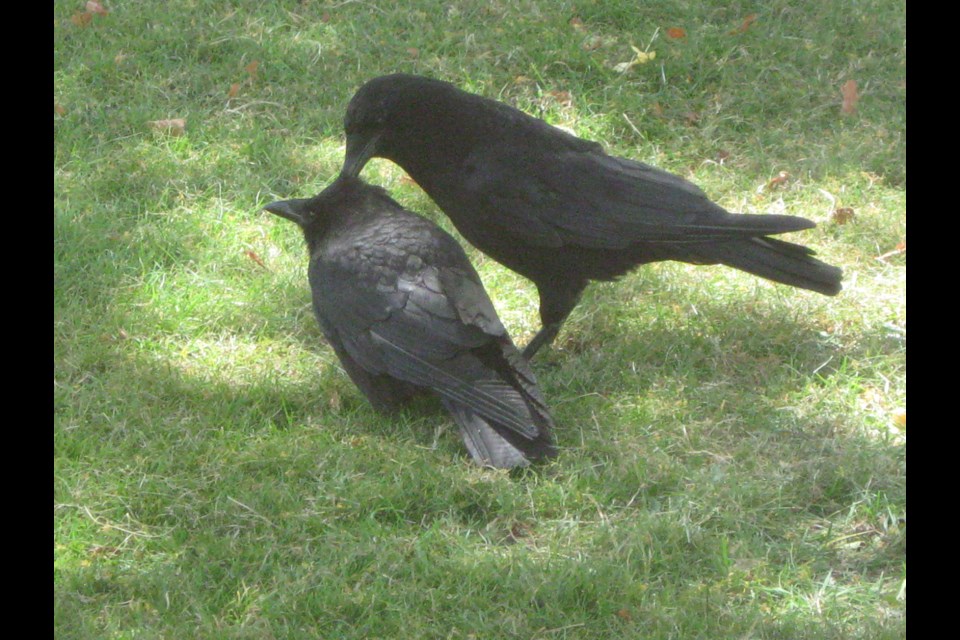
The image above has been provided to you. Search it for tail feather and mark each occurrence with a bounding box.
[699,236,842,296]
[443,400,556,468]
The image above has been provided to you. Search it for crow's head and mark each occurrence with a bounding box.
[262,196,314,228]
[341,74,457,179]
[341,75,406,178]
[262,175,362,236]
[263,175,396,244]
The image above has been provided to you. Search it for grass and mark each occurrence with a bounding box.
[55,1,905,638]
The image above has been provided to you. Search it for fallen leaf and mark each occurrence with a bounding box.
[716,149,731,162]
[582,35,604,51]
[227,83,241,99]
[667,27,687,39]
[616,608,632,621]
[891,408,906,428]
[320,12,331,23]
[508,522,531,542]
[245,60,260,78]
[730,13,758,35]
[545,90,572,107]
[831,207,855,224]
[400,174,420,188]
[650,102,664,118]
[841,79,859,115]
[245,250,266,268]
[766,171,790,189]
[684,111,700,126]
[614,46,656,73]
[114,51,128,64]
[406,47,420,58]
[876,242,906,262]
[71,11,93,27]
[55,103,67,116]
[148,118,186,136]
[569,16,584,30]
[632,46,656,64]
[89,544,121,556]
[86,0,108,15]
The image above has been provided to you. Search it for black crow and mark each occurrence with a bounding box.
[263,175,556,469]
[340,74,843,358]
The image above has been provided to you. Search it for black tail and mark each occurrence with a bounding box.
[443,400,556,468]
[699,236,842,296]
[444,340,557,469]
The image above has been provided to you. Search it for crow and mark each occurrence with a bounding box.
[340,74,843,358]
[263,175,556,469]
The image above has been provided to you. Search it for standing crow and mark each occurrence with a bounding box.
[263,175,556,468]
[340,74,843,358]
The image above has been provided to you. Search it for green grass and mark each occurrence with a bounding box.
[55,1,905,638]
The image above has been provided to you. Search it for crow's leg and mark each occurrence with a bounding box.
[522,281,587,360]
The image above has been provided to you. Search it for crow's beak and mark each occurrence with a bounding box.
[341,131,380,178]
[263,198,311,226]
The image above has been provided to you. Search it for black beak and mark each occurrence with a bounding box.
[262,198,312,226]
[341,131,381,178]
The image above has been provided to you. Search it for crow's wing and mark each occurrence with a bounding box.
[317,323,423,412]
[462,145,815,250]
[314,259,545,443]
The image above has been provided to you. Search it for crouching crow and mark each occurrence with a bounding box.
[263,175,556,468]
[340,74,843,359]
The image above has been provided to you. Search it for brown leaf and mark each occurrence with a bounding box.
[684,111,701,126]
[71,11,93,27]
[730,13,758,35]
[716,149,731,162]
[876,242,906,262]
[616,608,633,621]
[245,60,260,78]
[227,83,241,99]
[148,118,186,136]
[406,47,420,58]
[582,35,604,51]
[841,79,859,115]
[892,408,906,428]
[400,174,419,188]
[650,101,665,118]
[86,1,108,15]
[508,522,531,541]
[55,103,67,116]
[545,90,572,107]
[666,27,687,39]
[831,207,855,224]
[766,171,790,189]
[569,16,584,31]
[245,250,266,268]
[320,12,331,23]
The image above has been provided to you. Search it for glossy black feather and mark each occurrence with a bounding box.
[341,74,843,358]
[264,176,556,468]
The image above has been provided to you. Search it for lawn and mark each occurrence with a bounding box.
[55,1,905,638]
